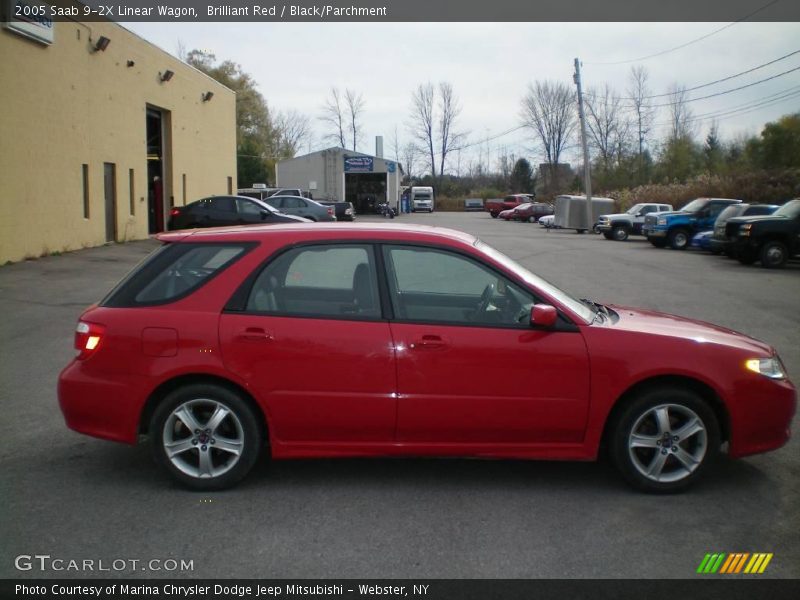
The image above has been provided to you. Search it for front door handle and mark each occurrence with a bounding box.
[237,327,273,342]
[409,335,447,350]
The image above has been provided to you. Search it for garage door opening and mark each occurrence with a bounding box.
[345,173,387,214]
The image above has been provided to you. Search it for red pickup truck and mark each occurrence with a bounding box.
[485,194,536,218]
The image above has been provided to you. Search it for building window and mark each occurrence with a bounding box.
[82,164,90,219]
[227,176,233,194]
[129,169,135,215]
[182,173,187,205]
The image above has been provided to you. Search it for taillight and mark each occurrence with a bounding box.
[169,208,181,216]
[74,321,106,360]
[327,207,334,216]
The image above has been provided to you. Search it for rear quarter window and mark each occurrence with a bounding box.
[101,242,253,307]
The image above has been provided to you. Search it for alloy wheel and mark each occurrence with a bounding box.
[627,403,707,483]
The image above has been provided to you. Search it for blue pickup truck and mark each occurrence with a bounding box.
[642,197,742,250]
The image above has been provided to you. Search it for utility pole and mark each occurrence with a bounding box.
[573,57,593,232]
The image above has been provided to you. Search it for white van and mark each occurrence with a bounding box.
[409,186,435,212]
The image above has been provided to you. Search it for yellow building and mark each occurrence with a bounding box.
[0,2,237,263]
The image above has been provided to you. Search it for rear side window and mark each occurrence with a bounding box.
[102,243,252,307]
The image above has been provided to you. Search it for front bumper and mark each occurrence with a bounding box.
[644,228,667,237]
[728,376,796,458]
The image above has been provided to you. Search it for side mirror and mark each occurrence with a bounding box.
[530,304,558,328]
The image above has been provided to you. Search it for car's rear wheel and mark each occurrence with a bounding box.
[490,212,498,218]
[612,226,629,241]
[668,228,690,250]
[151,384,263,490]
[610,388,719,493]
[760,241,788,269]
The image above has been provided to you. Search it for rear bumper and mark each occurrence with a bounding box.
[58,360,143,445]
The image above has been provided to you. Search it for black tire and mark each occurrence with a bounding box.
[150,383,264,491]
[612,225,629,241]
[760,241,788,269]
[576,229,587,234]
[603,232,614,240]
[649,237,667,248]
[668,228,690,250]
[609,387,720,493]
[490,212,498,218]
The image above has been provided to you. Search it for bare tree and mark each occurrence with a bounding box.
[274,110,311,157]
[437,82,465,177]
[667,83,695,141]
[401,141,418,179]
[344,88,365,151]
[520,81,576,167]
[319,87,346,148]
[627,65,655,160]
[409,83,436,178]
[584,84,626,171]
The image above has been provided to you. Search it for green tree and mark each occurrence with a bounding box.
[703,122,724,174]
[758,113,800,169]
[510,158,534,192]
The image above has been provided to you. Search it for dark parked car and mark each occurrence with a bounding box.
[168,196,308,230]
[318,200,356,222]
[265,195,337,222]
[708,204,779,255]
[58,224,794,492]
[727,199,800,268]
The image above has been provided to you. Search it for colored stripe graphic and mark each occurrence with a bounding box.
[699,553,773,574]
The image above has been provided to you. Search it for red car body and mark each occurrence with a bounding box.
[499,202,554,222]
[58,224,795,488]
[485,194,534,218]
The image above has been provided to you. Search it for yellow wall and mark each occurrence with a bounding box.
[0,16,237,262]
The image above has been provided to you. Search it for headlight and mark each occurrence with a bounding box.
[745,357,786,380]
[657,218,667,225]
[740,223,752,237]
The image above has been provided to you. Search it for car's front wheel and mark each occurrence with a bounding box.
[760,241,788,269]
[609,388,720,493]
[612,225,629,241]
[668,228,690,250]
[151,384,263,490]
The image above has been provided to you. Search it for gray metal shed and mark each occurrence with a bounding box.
[276,147,404,214]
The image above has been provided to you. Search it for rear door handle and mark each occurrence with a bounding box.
[409,335,447,350]
[237,327,273,341]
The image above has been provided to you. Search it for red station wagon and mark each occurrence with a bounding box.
[58,224,796,492]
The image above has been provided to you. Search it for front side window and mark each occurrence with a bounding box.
[383,245,535,327]
[102,243,250,307]
[247,245,380,318]
[236,198,263,217]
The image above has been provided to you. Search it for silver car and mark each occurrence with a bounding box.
[265,195,337,222]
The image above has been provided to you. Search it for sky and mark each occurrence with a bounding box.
[125,21,800,172]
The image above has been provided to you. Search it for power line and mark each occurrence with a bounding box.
[651,87,800,130]
[647,65,800,108]
[585,49,800,101]
[585,0,780,66]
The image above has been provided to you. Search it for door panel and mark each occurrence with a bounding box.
[391,323,590,443]
[220,315,396,442]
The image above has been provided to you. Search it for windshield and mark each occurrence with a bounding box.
[774,200,800,218]
[475,240,595,324]
[716,205,743,222]
[626,204,645,215]
[680,198,709,213]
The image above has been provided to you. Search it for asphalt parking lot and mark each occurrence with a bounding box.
[1,212,798,579]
